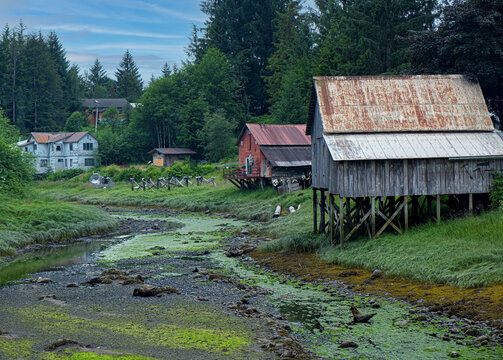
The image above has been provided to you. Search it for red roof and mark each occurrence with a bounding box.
[237,124,311,146]
[150,148,197,155]
[29,132,92,143]
[308,75,493,134]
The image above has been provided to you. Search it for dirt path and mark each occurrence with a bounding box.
[0,208,502,359]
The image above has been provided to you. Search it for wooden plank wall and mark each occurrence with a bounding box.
[311,105,331,190]
[329,158,503,197]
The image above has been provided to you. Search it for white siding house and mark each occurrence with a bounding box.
[18,132,98,173]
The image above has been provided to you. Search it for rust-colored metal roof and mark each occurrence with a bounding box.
[29,132,92,144]
[150,148,197,155]
[238,124,311,146]
[310,75,494,134]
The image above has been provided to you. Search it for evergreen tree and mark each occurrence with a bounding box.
[161,62,171,78]
[200,0,288,116]
[203,109,236,162]
[86,58,115,98]
[115,50,143,102]
[408,0,503,126]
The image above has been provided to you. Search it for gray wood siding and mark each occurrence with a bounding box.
[329,158,503,197]
[311,104,330,189]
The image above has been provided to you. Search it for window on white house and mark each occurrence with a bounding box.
[40,159,48,167]
[70,159,73,167]
[34,144,37,151]
[58,159,63,163]
[56,145,61,151]
[70,144,73,151]
[65,159,67,167]
[83,143,93,151]
[85,158,95,166]
[24,147,28,152]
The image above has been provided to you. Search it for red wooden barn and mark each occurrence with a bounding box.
[224,123,311,189]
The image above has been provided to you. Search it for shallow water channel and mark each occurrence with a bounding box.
[0,209,501,359]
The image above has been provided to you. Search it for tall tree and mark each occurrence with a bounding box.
[408,0,503,126]
[161,62,171,78]
[200,0,288,116]
[313,0,438,76]
[265,0,313,123]
[115,50,143,102]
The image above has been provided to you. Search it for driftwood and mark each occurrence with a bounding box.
[350,304,376,324]
[289,206,296,214]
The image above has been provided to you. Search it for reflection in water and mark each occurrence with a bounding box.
[0,241,103,286]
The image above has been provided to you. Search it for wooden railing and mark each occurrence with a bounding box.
[223,166,260,178]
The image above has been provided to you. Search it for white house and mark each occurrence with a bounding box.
[18,132,98,173]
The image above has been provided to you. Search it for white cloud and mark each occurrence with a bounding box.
[36,24,184,39]
[138,1,205,23]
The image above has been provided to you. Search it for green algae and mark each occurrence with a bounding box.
[41,348,157,360]
[210,252,503,360]
[10,301,251,356]
[100,215,245,261]
[0,337,34,359]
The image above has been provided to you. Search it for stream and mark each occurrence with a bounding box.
[0,208,501,359]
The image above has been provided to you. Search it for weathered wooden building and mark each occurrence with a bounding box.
[149,148,197,167]
[307,75,503,247]
[82,98,129,126]
[18,132,98,173]
[223,123,311,189]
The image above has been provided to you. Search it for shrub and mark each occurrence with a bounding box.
[45,168,85,181]
[490,172,503,208]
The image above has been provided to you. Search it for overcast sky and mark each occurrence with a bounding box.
[0,0,316,83]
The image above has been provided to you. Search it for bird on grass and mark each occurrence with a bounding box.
[350,304,377,324]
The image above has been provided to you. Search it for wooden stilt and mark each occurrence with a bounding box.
[436,194,441,223]
[319,190,326,234]
[313,188,318,233]
[469,193,473,215]
[371,196,376,239]
[340,197,344,250]
[329,194,335,245]
[404,196,409,231]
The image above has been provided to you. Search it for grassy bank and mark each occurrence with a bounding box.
[0,194,118,255]
[36,180,503,288]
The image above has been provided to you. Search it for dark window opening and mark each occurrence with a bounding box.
[85,158,95,166]
[56,145,61,151]
[83,143,93,151]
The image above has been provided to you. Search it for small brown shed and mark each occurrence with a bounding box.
[149,148,197,167]
[307,75,503,246]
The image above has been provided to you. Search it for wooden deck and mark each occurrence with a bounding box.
[223,167,263,189]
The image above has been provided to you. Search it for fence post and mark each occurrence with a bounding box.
[130,178,134,191]
[142,178,146,191]
[157,178,160,190]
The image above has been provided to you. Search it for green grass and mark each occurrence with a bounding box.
[0,193,118,255]
[35,181,503,288]
[316,210,503,288]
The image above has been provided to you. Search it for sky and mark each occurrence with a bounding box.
[0,0,316,83]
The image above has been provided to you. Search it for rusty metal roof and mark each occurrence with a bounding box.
[150,148,197,155]
[238,124,311,146]
[261,146,312,167]
[324,132,503,161]
[310,75,494,134]
[29,132,92,144]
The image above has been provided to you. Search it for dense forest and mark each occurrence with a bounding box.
[0,0,502,165]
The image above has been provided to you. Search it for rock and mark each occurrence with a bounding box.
[475,335,489,343]
[225,249,244,257]
[449,351,461,358]
[87,277,112,285]
[121,277,144,285]
[465,327,481,337]
[196,296,209,301]
[395,320,408,326]
[339,340,358,348]
[240,230,249,236]
[281,349,294,358]
[133,285,180,297]
[133,285,159,297]
[36,277,52,284]
[44,339,80,351]
[39,294,56,300]
[370,269,383,280]
[371,303,381,309]
[340,270,358,277]
[414,315,427,321]
[66,283,78,288]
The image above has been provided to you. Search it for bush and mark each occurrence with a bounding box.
[45,168,85,181]
[0,141,34,195]
[490,172,503,208]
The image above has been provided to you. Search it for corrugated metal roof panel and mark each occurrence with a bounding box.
[64,132,90,143]
[313,75,494,133]
[261,146,311,167]
[324,132,503,161]
[82,98,129,108]
[238,124,311,146]
[150,148,197,155]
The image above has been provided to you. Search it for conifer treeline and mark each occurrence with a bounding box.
[0,24,144,134]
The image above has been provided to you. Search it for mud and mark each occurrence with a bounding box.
[250,250,503,329]
[0,208,502,359]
